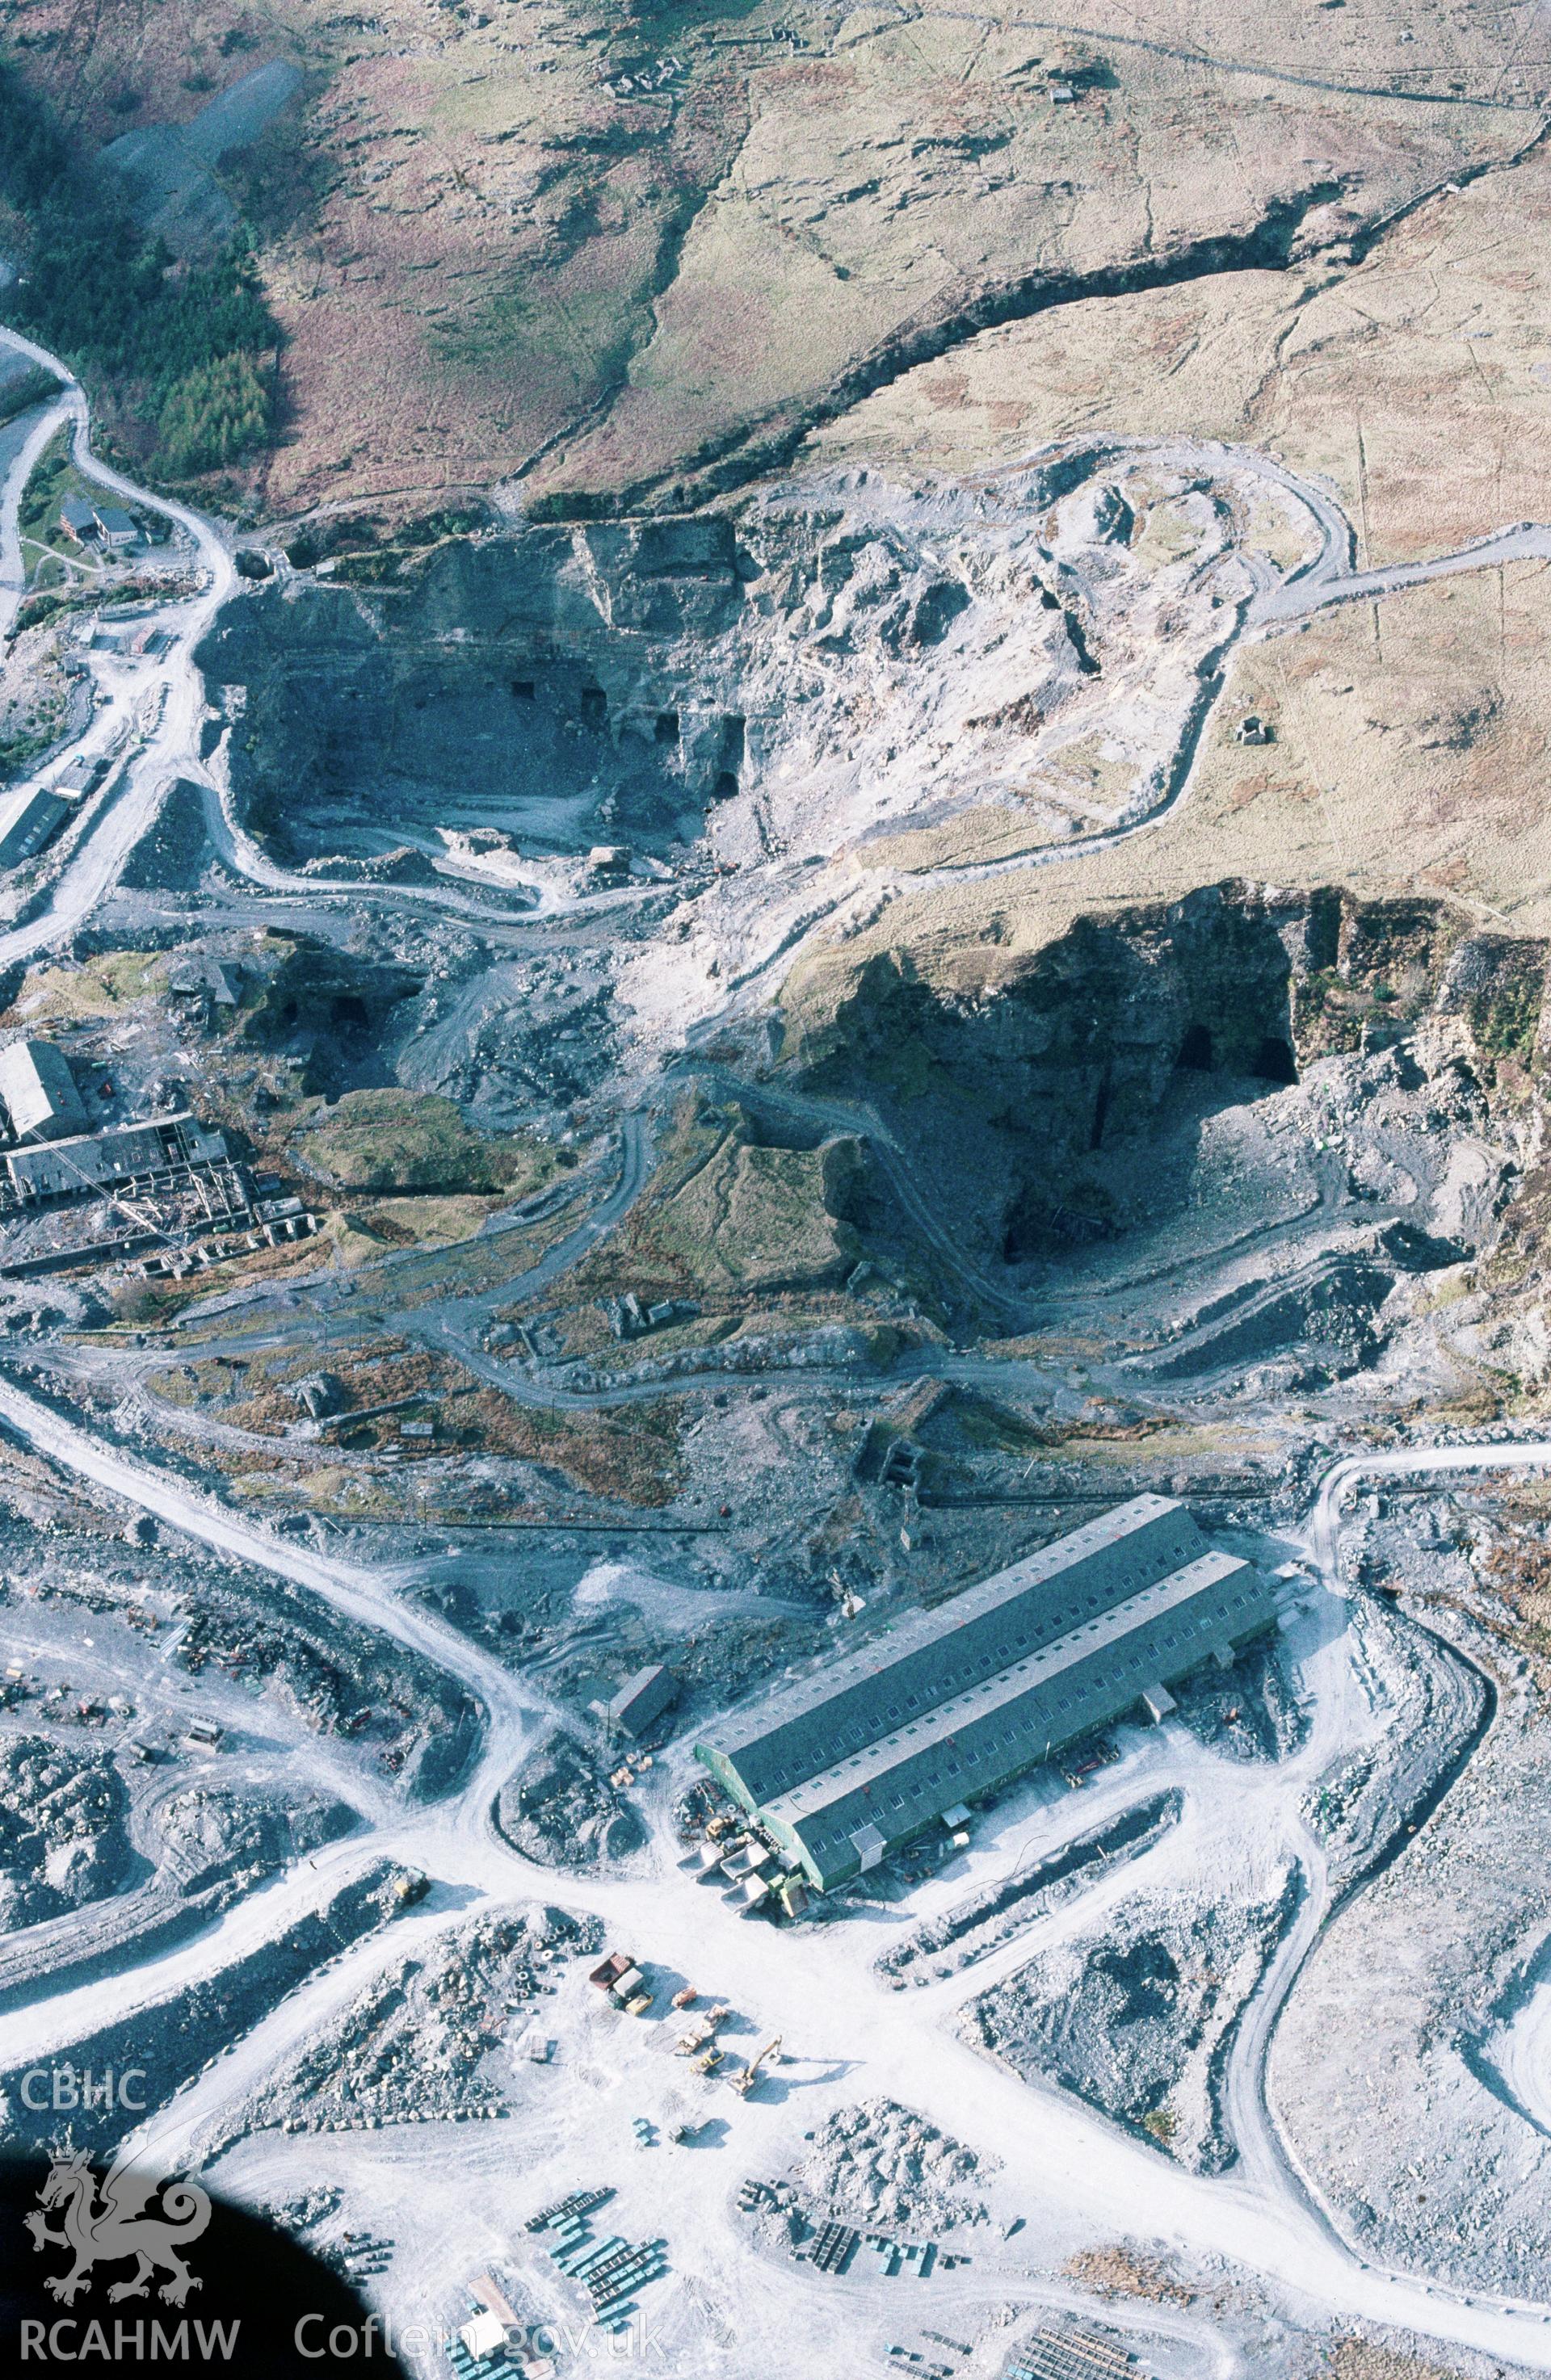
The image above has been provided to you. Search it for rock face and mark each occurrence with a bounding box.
[786,882,1301,1256]
[0,1736,132,1929]
[783,881,1546,1270]
[195,451,1308,876]
[199,518,747,866]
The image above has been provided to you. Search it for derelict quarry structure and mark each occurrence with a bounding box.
[695,1496,1279,1891]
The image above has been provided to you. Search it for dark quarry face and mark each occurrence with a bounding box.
[795,889,1303,1266]
[199,519,752,867]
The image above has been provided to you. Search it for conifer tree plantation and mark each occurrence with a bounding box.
[0,56,278,481]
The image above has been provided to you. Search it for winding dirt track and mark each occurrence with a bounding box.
[0,330,655,948]
[916,6,1549,112]
[0,1353,1549,2366]
[9,323,1551,2362]
[3,321,1549,998]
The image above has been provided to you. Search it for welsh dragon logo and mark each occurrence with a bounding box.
[25,2149,211,2306]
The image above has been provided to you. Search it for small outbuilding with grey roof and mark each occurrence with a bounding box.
[59,496,99,543]
[93,505,139,550]
[0,786,69,871]
[606,1664,678,1740]
[0,1040,87,1144]
[53,753,111,799]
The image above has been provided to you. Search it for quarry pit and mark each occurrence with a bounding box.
[6,19,1551,2378]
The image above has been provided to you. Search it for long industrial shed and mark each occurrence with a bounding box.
[695,1495,1279,1889]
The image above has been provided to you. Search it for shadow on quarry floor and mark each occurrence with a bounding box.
[1001,1068,1320,1295]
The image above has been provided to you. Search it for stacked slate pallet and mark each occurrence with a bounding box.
[528,2190,668,2336]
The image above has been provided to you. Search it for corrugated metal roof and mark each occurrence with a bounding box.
[767,1550,1258,1830]
[771,1552,1276,1883]
[712,1494,1201,1803]
[606,1662,677,1736]
[0,787,68,869]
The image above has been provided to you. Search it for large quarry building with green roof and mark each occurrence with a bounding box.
[695,1496,1279,1891]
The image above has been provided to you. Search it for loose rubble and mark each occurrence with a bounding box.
[494,1731,645,1871]
[966,1866,1304,2173]
[247,1905,599,2134]
[790,2100,993,2235]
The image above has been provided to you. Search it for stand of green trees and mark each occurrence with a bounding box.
[0,360,61,428]
[0,52,280,476]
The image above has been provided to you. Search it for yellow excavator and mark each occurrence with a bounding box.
[729,2036,783,2098]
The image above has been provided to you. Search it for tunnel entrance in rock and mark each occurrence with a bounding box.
[1255,1035,1298,1084]
[806,894,1304,1274]
[237,939,425,1100]
[210,514,758,869]
[1002,1180,1121,1261]
[233,644,729,864]
[1173,1022,1297,1085]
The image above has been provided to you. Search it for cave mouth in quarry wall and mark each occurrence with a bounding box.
[221,635,753,870]
[1003,957,1305,1261]
[200,447,1305,877]
[1172,1020,1297,1089]
[200,518,759,870]
[197,499,920,871]
[1000,1050,1295,1263]
[793,885,1305,1267]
